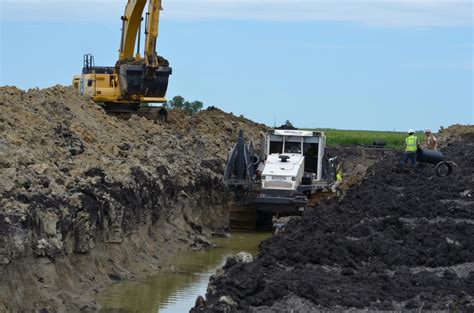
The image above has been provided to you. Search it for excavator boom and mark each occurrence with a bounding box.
[119,0,148,61]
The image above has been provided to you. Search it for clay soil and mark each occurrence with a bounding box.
[202,126,474,312]
[0,85,266,312]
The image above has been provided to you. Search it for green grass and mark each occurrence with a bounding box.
[306,128,426,148]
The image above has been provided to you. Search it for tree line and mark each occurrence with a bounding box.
[164,96,203,114]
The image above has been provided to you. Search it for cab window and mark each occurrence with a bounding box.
[285,142,301,154]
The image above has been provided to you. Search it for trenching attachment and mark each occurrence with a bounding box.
[224,130,258,190]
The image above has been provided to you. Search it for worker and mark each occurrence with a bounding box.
[401,129,419,168]
[424,129,438,151]
[336,165,343,181]
[331,164,343,193]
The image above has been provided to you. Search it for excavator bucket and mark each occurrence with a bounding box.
[118,63,172,100]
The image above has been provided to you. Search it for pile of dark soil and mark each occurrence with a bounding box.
[201,127,474,312]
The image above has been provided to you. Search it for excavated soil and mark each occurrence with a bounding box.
[2,85,472,312]
[200,126,474,312]
[0,85,266,312]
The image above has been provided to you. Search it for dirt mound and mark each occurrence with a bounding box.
[439,124,474,142]
[0,85,265,312]
[200,127,474,311]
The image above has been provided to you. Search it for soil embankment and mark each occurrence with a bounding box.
[0,86,266,312]
[199,125,474,312]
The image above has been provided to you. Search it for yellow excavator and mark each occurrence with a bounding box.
[72,0,171,113]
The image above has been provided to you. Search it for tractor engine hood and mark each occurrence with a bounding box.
[261,154,305,190]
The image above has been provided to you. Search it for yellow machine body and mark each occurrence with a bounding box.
[72,73,167,105]
[73,73,120,102]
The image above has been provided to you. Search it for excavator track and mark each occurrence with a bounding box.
[107,107,168,123]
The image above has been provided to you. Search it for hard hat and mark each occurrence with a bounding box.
[408,129,414,133]
[424,129,431,133]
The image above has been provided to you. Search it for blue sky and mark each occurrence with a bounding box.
[1,0,472,131]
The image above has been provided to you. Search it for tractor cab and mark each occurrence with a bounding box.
[261,129,327,191]
[224,128,336,214]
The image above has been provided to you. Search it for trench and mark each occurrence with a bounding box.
[97,231,271,313]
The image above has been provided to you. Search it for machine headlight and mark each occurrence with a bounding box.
[262,176,266,180]
[292,177,296,181]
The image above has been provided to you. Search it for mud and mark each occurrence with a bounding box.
[199,126,474,312]
[0,85,266,312]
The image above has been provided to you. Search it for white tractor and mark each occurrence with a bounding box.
[224,128,338,214]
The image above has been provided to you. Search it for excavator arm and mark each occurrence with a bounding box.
[116,0,171,102]
[144,0,162,66]
[119,0,163,67]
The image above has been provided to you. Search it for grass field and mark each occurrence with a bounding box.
[308,128,426,148]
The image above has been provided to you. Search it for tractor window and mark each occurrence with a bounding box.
[284,142,301,154]
[269,141,283,154]
[304,143,319,173]
[303,143,318,157]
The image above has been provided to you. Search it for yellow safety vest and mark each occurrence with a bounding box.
[405,135,418,152]
[336,172,342,181]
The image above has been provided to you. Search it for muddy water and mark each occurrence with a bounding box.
[97,231,271,313]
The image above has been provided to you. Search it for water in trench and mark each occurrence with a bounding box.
[97,231,271,313]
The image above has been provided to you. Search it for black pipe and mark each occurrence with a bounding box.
[417,148,444,164]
